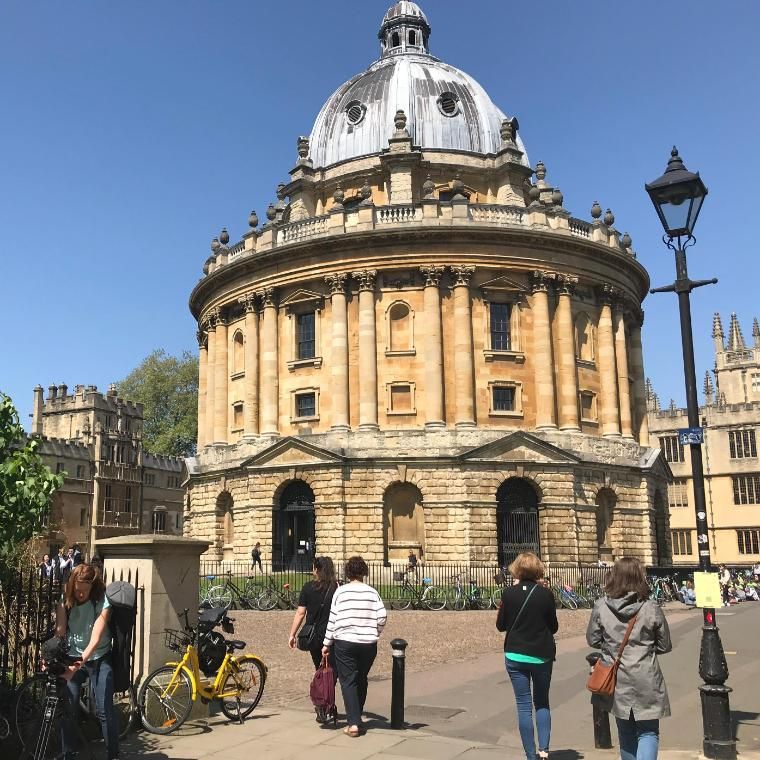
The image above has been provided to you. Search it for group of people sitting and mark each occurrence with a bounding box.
[678,564,760,607]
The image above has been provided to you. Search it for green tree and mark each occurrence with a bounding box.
[0,392,64,567]
[118,349,198,457]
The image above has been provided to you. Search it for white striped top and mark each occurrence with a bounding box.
[323,581,387,645]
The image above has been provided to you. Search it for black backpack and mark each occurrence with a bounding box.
[104,581,137,692]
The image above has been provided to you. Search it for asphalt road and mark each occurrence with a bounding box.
[359,602,760,756]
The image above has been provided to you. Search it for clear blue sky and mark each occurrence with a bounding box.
[2,1,759,427]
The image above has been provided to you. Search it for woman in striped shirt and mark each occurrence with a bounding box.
[322,555,387,737]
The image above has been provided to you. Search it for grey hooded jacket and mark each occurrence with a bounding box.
[586,593,672,720]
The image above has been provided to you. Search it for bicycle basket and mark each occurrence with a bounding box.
[164,629,190,652]
[392,572,405,582]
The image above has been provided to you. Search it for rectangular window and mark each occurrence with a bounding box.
[152,511,166,533]
[490,303,511,351]
[104,483,113,511]
[737,529,760,555]
[493,386,516,412]
[296,312,316,360]
[668,479,689,508]
[729,429,757,459]
[143,473,155,486]
[390,384,412,413]
[175,512,182,530]
[671,529,693,556]
[732,474,760,504]
[56,462,65,474]
[233,403,244,430]
[752,373,760,393]
[659,435,685,463]
[76,465,85,479]
[124,486,132,513]
[295,392,316,419]
[80,508,87,527]
[580,391,597,421]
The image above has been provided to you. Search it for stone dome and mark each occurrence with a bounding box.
[308,2,528,169]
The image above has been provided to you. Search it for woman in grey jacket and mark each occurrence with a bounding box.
[586,557,672,760]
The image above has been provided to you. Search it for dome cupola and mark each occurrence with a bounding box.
[379,1,431,57]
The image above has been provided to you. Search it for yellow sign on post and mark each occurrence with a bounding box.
[694,572,722,608]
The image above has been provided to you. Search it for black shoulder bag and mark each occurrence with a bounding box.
[297,584,332,651]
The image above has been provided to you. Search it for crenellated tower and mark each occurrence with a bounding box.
[712,312,760,404]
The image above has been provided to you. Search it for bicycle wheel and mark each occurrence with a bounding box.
[78,680,135,741]
[15,673,63,757]
[255,587,279,611]
[205,585,233,609]
[451,590,466,611]
[390,588,413,610]
[138,665,193,735]
[560,592,578,610]
[472,588,491,610]
[491,586,504,609]
[422,586,447,611]
[219,656,267,721]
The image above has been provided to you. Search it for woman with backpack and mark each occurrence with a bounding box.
[55,562,119,760]
[586,557,672,760]
[496,552,558,760]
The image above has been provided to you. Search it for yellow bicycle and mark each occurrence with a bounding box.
[138,607,267,734]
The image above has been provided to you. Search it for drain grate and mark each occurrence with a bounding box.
[405,705,464,720]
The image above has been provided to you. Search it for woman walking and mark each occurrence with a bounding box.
[496,552,558,760]
[288,556,339,669]
[586,557,672,760]
[322,556,386,737]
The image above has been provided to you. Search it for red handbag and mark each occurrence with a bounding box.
[587,614,638,697]
[310,655,337,725]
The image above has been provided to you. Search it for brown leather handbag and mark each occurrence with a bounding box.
[586,614,638,697]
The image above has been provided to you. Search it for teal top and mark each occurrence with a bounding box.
[66,595,111,660]
[506,651,548,664]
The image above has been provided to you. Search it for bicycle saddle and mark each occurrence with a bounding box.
[227,640,246,650]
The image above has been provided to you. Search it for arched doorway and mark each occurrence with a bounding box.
[596,488,617,562]
[496,478,540,567]
[275,480,315,571]
[383,482,425,563]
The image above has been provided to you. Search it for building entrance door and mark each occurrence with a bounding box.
[274,481,315,571]
[496,478,540,568]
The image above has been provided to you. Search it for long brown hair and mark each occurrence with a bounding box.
[313,556,336,590]
[604,557,649,601]
[63,563,106,609]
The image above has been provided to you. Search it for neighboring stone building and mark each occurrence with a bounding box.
[33,383,185,557]
[648,313,760,566]
[185,2,670,569]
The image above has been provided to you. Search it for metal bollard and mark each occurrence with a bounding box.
[390,638,408,729]
[586,653,612,749]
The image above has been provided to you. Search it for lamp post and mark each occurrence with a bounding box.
[646,148,735,760]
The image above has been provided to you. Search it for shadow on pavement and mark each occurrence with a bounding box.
[733,709,760,740]
[361,710,429,731]
[550,751,586,760]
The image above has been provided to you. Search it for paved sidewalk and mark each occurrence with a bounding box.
[125,707,760,760]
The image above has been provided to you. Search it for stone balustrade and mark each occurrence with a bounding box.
[205,201,631,276]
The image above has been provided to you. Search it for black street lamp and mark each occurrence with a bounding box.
[646,148,735,760]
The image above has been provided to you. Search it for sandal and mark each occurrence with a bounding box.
[344,726,361,737]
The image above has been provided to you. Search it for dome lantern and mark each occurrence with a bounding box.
[378,2,431,58]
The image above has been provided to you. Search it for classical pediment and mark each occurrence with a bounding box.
[459,431,581,464]
[641,448,673,481]
[280,288,325,309]
[479,274,528,295]
[241,437,344,469]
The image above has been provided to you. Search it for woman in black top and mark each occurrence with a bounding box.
[288,556,338,669]
[496,552,558,760]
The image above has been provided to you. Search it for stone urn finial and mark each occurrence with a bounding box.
[621,231,632,248]
[422,174,435,199]
[603,208,615,227]
[552,188,564,207]
[394,109,408,133]
[266,203,277,222]
[360,177,373,204]
[591,201,602,219]
[528,184,541,205]
[535,161,546,183]
[277,183,287,201]
[333,185,345,208]
[452,173,465,198]
[219,227,230,246]
[297,135,310,159]
[248,210,259,229]
[211,237,220,252]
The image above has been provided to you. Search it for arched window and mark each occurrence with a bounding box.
[496,478,540,567]
[387,301,414,354]
[232,330,245,374]
[575,313,595,362]
[409,30,416,45]
[391,31,400,47]
[596,488,617,561]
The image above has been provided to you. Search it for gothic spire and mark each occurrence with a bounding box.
[704,371,714,406]
[712,312,724,354]
[753,317,760,347]
[727,312,746,351]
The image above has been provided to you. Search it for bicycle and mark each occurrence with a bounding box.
[138,606,267,734]
[201,571,261,610]
[253,576,299,611]
[389,571,447,611]
[15,636,134,760]
[551,583,580,610]
[448,574,490,610]
[649,576,674,605]
[490,568,511,608]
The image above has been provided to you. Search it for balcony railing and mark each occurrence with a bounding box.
[95,510,141,529]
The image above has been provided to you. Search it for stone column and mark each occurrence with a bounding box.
[628,314,650,446]
[531,270,557,430]
[597,285,621,438]
[204,313,216,446]
[555,275,580,431]
[239,292,259,437]
[259,287,279,436]
[196,327,207,449]
[213,309,229,444]
[420,266,446,430]
[451,265,476,428]
[352,270,379,430]
[325,273,350,431]
[614,303,633,440]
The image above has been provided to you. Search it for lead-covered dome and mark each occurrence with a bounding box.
[308,2,528,169]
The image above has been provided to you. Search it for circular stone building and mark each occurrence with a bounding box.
[186,2,671,569]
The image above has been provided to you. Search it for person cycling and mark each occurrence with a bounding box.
[55,562,119,760]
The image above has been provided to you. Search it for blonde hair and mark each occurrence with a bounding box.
[508,552,545,582]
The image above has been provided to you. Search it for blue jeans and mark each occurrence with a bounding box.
[506,659,553,760]
[62,655,119,759]
[616,714,659,760]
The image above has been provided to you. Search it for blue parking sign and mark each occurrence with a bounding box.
[678,427,704,445]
